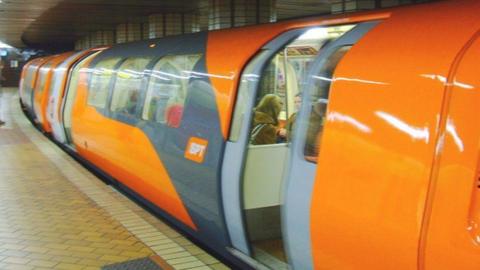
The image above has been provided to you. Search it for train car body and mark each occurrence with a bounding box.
[32,52,74,132]
[19,0,480,269]
[46,47,107,143]
[19,56,50,117]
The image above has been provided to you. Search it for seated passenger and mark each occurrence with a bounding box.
[165,103,183,128]
[147,96,162,122]
[250,94,283,145]
[124,91,138,115]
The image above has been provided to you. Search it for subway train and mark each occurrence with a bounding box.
[19,0,480,269]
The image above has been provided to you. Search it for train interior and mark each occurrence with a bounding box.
[241,24,355,268]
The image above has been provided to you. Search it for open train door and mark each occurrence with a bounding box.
[221,21,379,269]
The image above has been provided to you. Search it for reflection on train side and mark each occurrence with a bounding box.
[376,111,430,143]
[327,111,372,133]
[313,75,390,86]
[445,118,464,152]
[421,73,475,89]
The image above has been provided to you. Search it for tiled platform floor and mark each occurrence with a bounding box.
[0,87,229,270]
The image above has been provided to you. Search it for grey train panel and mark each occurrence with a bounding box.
[86,32,231,254]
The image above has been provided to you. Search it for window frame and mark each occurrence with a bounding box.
[87,57,123,110]
[141,53,202,125]
[108,57,151,117]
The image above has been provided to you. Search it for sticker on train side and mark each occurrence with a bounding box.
[185,137,208,163]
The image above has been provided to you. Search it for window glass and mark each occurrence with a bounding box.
[36,63,53,94]
[304,45,352,162]
[110,57,150,115]
[142,54,201,124]
[88,58,122,108]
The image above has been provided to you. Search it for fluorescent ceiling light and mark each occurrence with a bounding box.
[0,41,13,49]
[298,28,329,40]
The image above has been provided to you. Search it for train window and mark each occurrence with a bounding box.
[304,45,352,162]
[110,57,150,115]
[88,58,122,109]
[142,54,201,124]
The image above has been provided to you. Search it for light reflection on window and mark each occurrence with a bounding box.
[110,57,150,115]
[88,58,122,108]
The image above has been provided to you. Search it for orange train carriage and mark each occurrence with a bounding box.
[46,47,108,143]
[19,0,480,269]
[20,55,51,118]
[32,52,74,132]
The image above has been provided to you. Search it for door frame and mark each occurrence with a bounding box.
[221,28,305,258]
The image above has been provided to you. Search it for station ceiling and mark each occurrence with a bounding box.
[0,0,198,49]
[0,0,337,50]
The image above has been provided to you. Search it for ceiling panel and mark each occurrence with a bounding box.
[0,0,433,50]
[0,0,199,49]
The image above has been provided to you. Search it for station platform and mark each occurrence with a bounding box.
[0,87,229,270]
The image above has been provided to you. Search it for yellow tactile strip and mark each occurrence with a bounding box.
[0,87,229,270]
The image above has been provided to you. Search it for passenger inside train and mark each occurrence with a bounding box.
[124,91,139,115]
[250,94,283,145]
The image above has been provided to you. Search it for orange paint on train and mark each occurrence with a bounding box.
[71,60,197,230]
[422,34,480,270]
[33,52,73,132]
[310,1,480,269]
